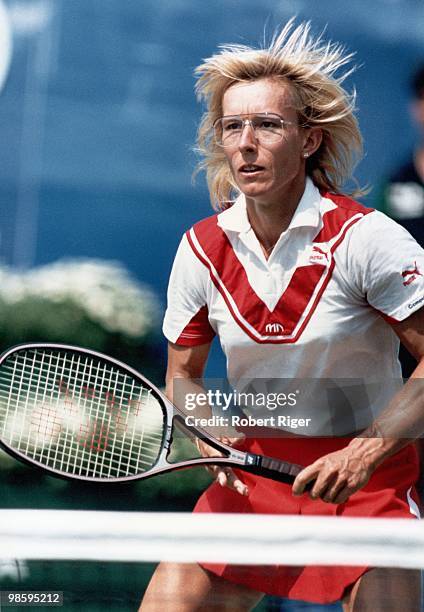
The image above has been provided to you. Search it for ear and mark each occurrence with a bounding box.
[302,127,322,159]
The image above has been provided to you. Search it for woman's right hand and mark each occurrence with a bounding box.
[196,436,249,496]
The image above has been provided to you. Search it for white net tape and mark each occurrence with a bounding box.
[1,510,424,569]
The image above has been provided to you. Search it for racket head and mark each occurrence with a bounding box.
[0,343,172,482]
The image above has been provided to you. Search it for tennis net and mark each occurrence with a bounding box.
[1,509,424,567]
[1,509,423,611]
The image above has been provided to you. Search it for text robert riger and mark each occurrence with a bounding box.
[185,414,311,429]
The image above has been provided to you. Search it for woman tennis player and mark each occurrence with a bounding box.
[140,20,423,611]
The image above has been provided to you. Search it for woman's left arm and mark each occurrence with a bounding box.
[292,307,424,504]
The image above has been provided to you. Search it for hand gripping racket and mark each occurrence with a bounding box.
[0,343,306,485]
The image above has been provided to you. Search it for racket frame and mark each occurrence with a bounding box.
[0,342,267,483]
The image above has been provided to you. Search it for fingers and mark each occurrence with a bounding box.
[333,487,352,505]
[216,467,249,496]
[293,462,349,503]
[292,450,372,504]
[221,434,246,447]
[292,463,319,497]
[196,436,248,496]
[196,438,221,458]
[292,457,342,500]
[309,470,341,501]
[196,435,244,457]
[321,478,348,504]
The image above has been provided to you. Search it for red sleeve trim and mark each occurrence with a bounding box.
[378,310,401,325]
[175,306,216,346]
[371,303,424,326]
[368,301,402,325]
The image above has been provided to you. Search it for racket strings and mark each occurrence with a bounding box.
[0,349,165,479]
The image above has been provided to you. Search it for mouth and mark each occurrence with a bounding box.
[239,164,265,176]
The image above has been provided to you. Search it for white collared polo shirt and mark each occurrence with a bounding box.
[163,179,424,433]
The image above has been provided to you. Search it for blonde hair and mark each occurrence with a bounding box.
[194,19,365,210]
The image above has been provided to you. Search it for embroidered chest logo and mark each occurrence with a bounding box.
[265,322,285,334]
[402,262,422,286]
[309,245,329,264]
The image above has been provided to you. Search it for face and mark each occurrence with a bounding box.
[221,78,320,206]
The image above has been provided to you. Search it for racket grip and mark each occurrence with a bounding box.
[244,453,312,489]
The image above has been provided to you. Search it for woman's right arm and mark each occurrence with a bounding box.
[165,341,212,404]
[165,341,249,496]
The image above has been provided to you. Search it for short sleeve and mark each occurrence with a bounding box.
[347,211,424,322]
[162,233,216,346]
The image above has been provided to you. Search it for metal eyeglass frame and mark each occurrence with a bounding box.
[213,112,298,147]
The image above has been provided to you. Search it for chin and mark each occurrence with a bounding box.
[239,185,274,201]
[237,179,269,195]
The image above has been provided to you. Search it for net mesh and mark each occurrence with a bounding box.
[0,348,164,479]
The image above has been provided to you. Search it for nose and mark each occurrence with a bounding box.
[238,119,258,151]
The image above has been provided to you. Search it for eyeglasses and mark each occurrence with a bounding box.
[213,113,297,147]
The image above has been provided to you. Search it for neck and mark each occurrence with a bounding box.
[245,177,306,251]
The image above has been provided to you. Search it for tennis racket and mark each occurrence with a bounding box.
[0,343,307,485]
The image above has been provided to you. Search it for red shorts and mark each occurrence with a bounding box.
[193,437,420,604]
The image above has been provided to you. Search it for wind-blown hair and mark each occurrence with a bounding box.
[194,20,364,210]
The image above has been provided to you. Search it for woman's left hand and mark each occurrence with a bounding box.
[292,446,376,504]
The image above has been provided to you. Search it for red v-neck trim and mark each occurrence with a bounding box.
[186,194,373,344]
